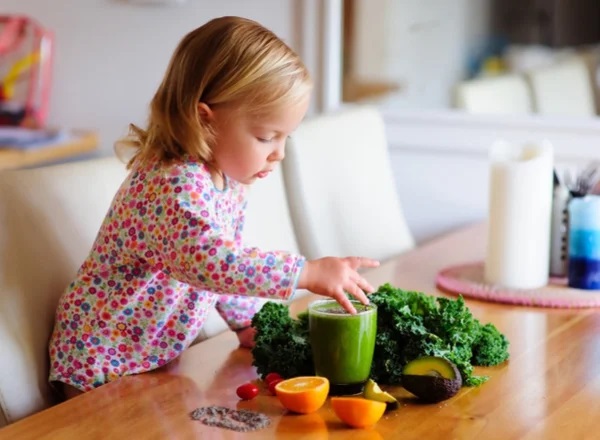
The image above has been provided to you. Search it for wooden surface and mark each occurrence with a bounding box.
[2,222,599,439]
[0,130,98,170]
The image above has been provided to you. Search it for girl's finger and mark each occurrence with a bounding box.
[347,257,380,269]
[333,290,357,314]
[353,275,375,294]
[344,281,370,306]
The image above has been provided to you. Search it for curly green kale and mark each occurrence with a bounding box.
[369,284,509,386]
[250,302,312,379]
[250,284,510,387]
[471,322,510,366]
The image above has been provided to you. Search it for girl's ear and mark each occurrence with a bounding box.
[197,102,214,122]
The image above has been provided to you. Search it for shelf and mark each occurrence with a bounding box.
[0,130,99,170]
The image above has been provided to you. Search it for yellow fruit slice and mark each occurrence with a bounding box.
[331,397,386,428]
[275,376,329,414]
[363,378,399,410]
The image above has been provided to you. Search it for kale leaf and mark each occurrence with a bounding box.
[250,301,312,379]
[471,322,510,366]
[250,284,510,386]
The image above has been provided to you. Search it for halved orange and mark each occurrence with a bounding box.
[331,397,386,428]
[274,376,329,414]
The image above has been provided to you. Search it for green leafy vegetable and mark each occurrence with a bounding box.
[368,284,508,386]
[250,302,313,379]
[251,284,510,387]
[471,323,510,366]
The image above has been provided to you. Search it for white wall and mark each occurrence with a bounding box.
[352,0,492,109]
[383,109,600,243]
[3,0,297,155]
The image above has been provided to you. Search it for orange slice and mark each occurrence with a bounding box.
[274,376,329,414]
[331,397,386,428]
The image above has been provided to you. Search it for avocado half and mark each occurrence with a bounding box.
[363,379,399,411]
[401,356,462,403]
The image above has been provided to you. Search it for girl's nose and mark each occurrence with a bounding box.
[269,143,285,162]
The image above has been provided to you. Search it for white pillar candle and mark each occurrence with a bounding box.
[484,141,554,289]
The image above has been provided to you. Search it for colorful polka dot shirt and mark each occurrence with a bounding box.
[48,158,305,391]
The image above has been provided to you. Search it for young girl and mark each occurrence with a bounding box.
[48,16,379,398]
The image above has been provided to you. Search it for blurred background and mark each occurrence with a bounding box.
[3,0,600,242]
[343,0,600,114]
[4,0,600,154]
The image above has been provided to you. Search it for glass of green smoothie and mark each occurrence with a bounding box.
[308,299,377,395]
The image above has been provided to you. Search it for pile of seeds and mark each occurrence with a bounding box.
[190,406,271,432]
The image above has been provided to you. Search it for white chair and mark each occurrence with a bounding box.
[243,166,300,255]
[282,105,414,262]
[526,57,597,117]
[0,157,129,425]
[454,74,534,115]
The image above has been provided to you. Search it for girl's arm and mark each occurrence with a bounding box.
[147,178,305,302]
[151,224,305,301]
[212,186,300,332]
[146,169,376,315]
[214,294,262,332]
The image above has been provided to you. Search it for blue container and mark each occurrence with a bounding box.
[568,195,600,289]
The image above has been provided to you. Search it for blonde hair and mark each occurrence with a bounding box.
[117,16,312,168]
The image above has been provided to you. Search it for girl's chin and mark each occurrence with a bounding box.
[236,176,258,185]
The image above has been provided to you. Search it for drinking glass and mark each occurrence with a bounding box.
[308,299,377,395]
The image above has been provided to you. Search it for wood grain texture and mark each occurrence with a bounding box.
[2,222,598,439]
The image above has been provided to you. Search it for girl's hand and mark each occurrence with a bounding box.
[297,257,380,314]
[236,326,256,349]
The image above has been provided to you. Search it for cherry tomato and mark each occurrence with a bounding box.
[236,382,259,400]
[268,378,283,395]
[265,372,282,384]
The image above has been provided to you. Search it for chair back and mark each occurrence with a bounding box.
[527,58,596,117]
[282,105,414,262]
[0,157,128,425]
[454,74,533,115]
[244,166,300,253]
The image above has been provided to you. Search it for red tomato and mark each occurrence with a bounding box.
[268,378,283,395]
[236,383,259,400]
[265,372,282,384]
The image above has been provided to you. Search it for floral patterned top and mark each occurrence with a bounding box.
[48,158,305,392]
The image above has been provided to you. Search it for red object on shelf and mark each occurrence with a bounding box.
[0,15,54,128]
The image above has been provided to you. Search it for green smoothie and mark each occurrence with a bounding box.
[308,300,377,394]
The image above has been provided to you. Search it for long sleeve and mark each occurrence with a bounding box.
[213,193,263,330]
[144,162,305,303]
[214,295,264,330]
[213,188,293,330]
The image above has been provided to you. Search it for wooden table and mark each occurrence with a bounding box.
[0,130,98,170]
[1,223,599,439]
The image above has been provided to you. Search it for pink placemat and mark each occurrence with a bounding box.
[436,261,600,308]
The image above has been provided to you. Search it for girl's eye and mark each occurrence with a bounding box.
[257,137,274,143]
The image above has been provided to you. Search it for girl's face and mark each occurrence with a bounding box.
[203,94,310,185]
